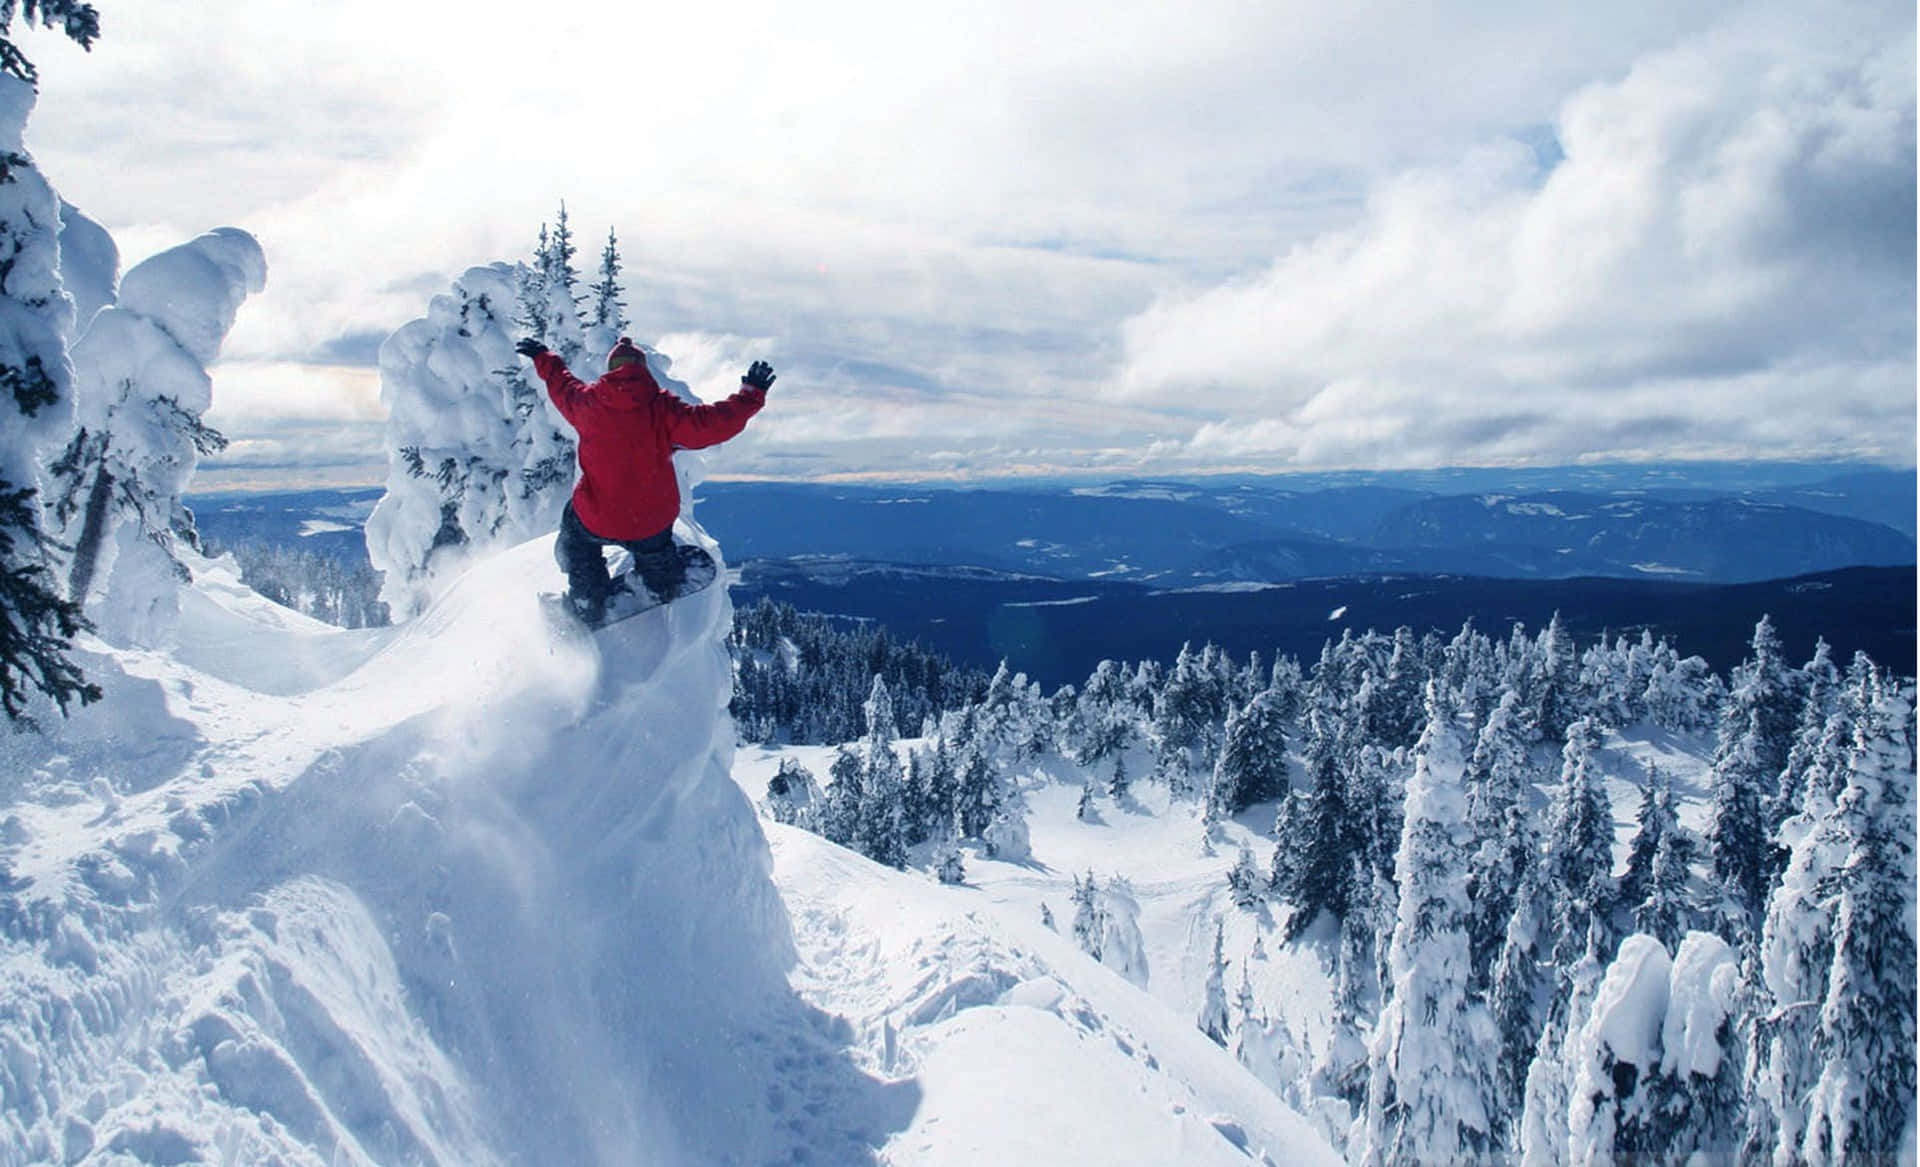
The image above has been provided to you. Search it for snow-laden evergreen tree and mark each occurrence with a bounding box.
[1531,612,1582,743]
[1748,668,1869,1163]
[1489,865,1550,1144]
[764,756,822,829]
[1542,718,1616,973]
[1560,932,1672,1167]
[934,824,965,885]
[1773,638,1845,827]
[1630,787,1699,954]
[1209,687,1289,819]
[1800,677,1916,1164]
[522,204,588,370]
[1359,684,1497,1165]
[587,227,626,332]
[1366,626,1426,748]
[1227,845,1263,910]
[1642,644,1722,733]
[1465,690,1537,988]
[1070,870,1105,960]
[366,263,575,617]
[1519,921,1607,1167]
[857,675,907,868]
[1107,752,1131,801]
[1708,615,1804,927]
[1075,777,1095,821]
[1275,706,1359,940]
[50,228,265,645]
[1154,641,1226,793]
[1198,918,1231,1047]
[1075,658,1136,764]
[1617,765,1698,950]
[0,72,96,724]
[818,745,863,850]
[1544,930,1744,1167]
[1629,932,1744,1164]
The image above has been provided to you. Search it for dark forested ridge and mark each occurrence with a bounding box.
[731,561,1916,687]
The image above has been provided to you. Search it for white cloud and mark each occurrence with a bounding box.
[23,0,1910,483]
[1117,0,1915,469]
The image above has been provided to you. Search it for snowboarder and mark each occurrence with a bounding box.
[514,335,773,624]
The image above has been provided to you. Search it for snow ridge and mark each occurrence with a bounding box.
[0,522,871,1165]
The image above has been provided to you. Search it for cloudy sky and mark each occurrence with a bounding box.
[26,0,1916,486]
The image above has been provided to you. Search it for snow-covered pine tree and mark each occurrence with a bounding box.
[1747,666,1871,1163]
[1465,690,1538,989]
[1642,645,1722,733]
[1518,921,1607,1167]
[366,263,576,617]
[1367,626,1426,748]
[1576,637,1623,728]
[1227,845,1263,910]
[1490,867,1550,1145]
[857,675,907,868]
[1359,684,1497,1165]
[50,229,265,645]
[1071,871,1105,960]
[901,746,933,846]
[765,756,822,829]
[1627,932,1744,1163]
[1773,638,1845,829]
[0,72,96,724]
[1560,932,1672,1167]
[1531,612,1582,743]
[1198,918,1231,1047]
[1541,718,1616,973]
[1801,676,1916,1164]
[1275,707,1358,941]
[1076,777,1095,821]
[535,203,587,369]
[1708,615,1804,928]
[934,822,966,885]
[819,745,863,850]
[1108,753,1131,802]
[950,709,997,838]
[1617,764,1698,949]
[1629,782,1699,954]
[1075,658,1136,764]
[0,1,98,86]
[1209,687,1290,820]
[1153,641,1224,793]
[588,227,626,332]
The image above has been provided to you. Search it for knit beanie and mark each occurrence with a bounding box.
[606,337,643,372]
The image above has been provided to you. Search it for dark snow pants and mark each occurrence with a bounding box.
[555,502,685,620]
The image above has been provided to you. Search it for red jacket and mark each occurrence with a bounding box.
[532,350,765,541]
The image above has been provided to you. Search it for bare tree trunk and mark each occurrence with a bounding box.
[67,463,113,604]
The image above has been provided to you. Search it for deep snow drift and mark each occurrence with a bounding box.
[1,513,1339,1165]
[0,522,888,1165]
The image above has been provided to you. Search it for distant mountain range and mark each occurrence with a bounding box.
[690,468,1914,585]
[184,466,1915,684]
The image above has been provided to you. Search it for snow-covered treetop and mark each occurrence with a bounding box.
[116,228,267,367]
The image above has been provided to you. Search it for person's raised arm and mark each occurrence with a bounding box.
[662,360,774,450]
[516,338,587,422]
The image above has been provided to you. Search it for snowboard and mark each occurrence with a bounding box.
[543,543,719,631]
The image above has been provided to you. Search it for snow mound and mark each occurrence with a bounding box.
[0,521,857,1165]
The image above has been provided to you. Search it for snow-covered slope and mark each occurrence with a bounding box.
[0,525,835,1165]
[2,523,1343,1165]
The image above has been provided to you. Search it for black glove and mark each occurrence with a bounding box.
[744,360,776,391]
[514,338,547,358]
